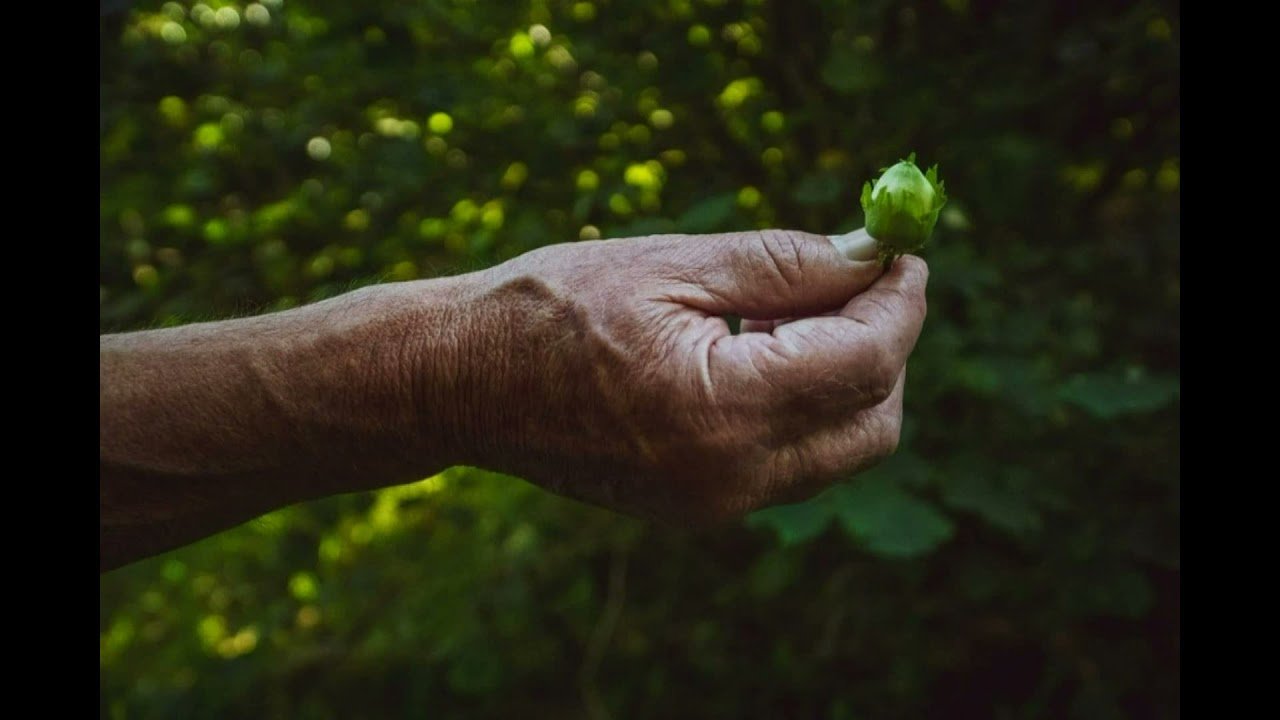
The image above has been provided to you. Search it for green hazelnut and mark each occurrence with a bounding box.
[860,153,947,265]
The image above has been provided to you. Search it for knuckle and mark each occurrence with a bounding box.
[856,290,907,330]
[752,229,811,288]
[767,442,805,482]
[861,343,900,405]
[904,276,928,311]
[902,254,930,284]
[880,284,914,313]
[899,258,930,309]
[865,378,894,408]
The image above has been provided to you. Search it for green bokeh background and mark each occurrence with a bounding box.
[100,1,1180,718]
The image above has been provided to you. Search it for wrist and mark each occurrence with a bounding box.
[260,277,478,493]
[361,271,500,479]
[393,259,567,475]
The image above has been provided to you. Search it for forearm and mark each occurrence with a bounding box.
[100,276,476,571]
[99,229,928,569]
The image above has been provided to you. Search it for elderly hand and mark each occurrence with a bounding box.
[424,230,928,525]
[101,229,926,569]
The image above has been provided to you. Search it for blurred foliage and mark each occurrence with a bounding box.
[101,0,1179,718]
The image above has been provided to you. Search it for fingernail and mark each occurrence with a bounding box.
[828,228,876,262]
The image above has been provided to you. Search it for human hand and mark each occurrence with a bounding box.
[420,230,929,525]
[98,228,926,568]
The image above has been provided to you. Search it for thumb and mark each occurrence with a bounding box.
[669,229,883,320]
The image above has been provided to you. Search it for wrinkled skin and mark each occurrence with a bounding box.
[436,230,929,525]
[101,229,928,569]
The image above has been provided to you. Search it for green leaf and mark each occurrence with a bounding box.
[940,473,1042,537]
[952,354,1058,416]
[746,500,832,546]
[1059,370,1180,418]
[828,479,954,558]
[863,449,934,490]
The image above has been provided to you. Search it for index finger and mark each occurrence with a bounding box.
[709,256,928,422]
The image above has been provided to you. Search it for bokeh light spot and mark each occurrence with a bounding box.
[193,122,224,152]
[389,261,418,281]
[1146,17,1172,40]
[158,96,188,127]
[659,149,687,167]
[419,218,447,239]
[192,4,215,27]
[161,22,187,45]
[162,204,195,227]
[576,169,599,192]
[480,201,505,230]
[624,162,663,191]
[428,112,454,135]
[501,162,529,190]
[608,193,633,215]
[445,148,468,168]
[296,606,321,629]
[718,77,762,109]
[307,255,335,278]
[509,33,535,59]
[546,46,576,71]
[306,136,331,160]
[289,572,319,601]
[245,4,271,27]
[214,7,240,30]
[424,136,448,155]
[1121,168,1148,190]
[1155,159,1179,192]
[343,209,370,231]
[132,265,160,289]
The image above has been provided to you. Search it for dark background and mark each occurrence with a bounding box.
[100,1,1180,717]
